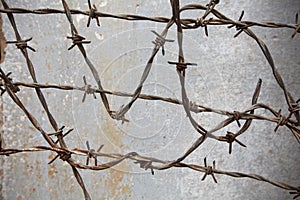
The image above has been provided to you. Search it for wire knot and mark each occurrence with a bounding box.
[168,61,197,72]
[274,111,290,132]
[82,76,97,103]
[86,141,104,166]
[151,30,174,56]
[87,0,100,27]
[48,126,73,144]
[195,18,208,27]
[67,33,91,50]
[194,18,212,36]
[201,157,217,183]
[218,131,246,154]
[0,72,20,95]
[233,111,241,127]
[227,11,251,38]
[6,37,36,52]
[60,151,71,161]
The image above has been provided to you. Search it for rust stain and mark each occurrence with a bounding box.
[101,120,132,199]
[0,14,7,64]
[28,126,36,131]
[17,195,24,200]
[46,61,51,71]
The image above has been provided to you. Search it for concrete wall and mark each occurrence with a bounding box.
[1,0,299,199]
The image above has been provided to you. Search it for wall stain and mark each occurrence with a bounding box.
[100,119,132,199]
[47,153,58,179]
[0,14,7,64]
[0,19,5,200]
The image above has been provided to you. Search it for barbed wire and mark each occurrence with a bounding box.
[0,0,299,199]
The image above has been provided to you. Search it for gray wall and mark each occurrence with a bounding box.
[1,0,299,199]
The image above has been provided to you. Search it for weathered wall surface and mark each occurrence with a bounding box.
[0,1,299,199]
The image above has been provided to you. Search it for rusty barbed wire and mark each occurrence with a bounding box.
[1,144,300,197]
[0,3,298,33]
[0,80,297,135]
[0,0,299,199]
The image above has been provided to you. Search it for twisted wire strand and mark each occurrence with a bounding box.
[0,0,299,199]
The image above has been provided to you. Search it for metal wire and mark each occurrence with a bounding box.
[0,0,299,199]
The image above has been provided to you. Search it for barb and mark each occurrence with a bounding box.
[87,0,100,27]
[0,68,56,147]
[1,0,59,133]
[111,19,175,122]
[151,30,174,56]
[201,157,218,183]
[62,0,112,122]
[3,80,297,128]
[0,4,298,32]
[1,144,299,196]
[81,76,97,103]
[6,37,36,52]
[85,141,104,166]
[217,79,262,154]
